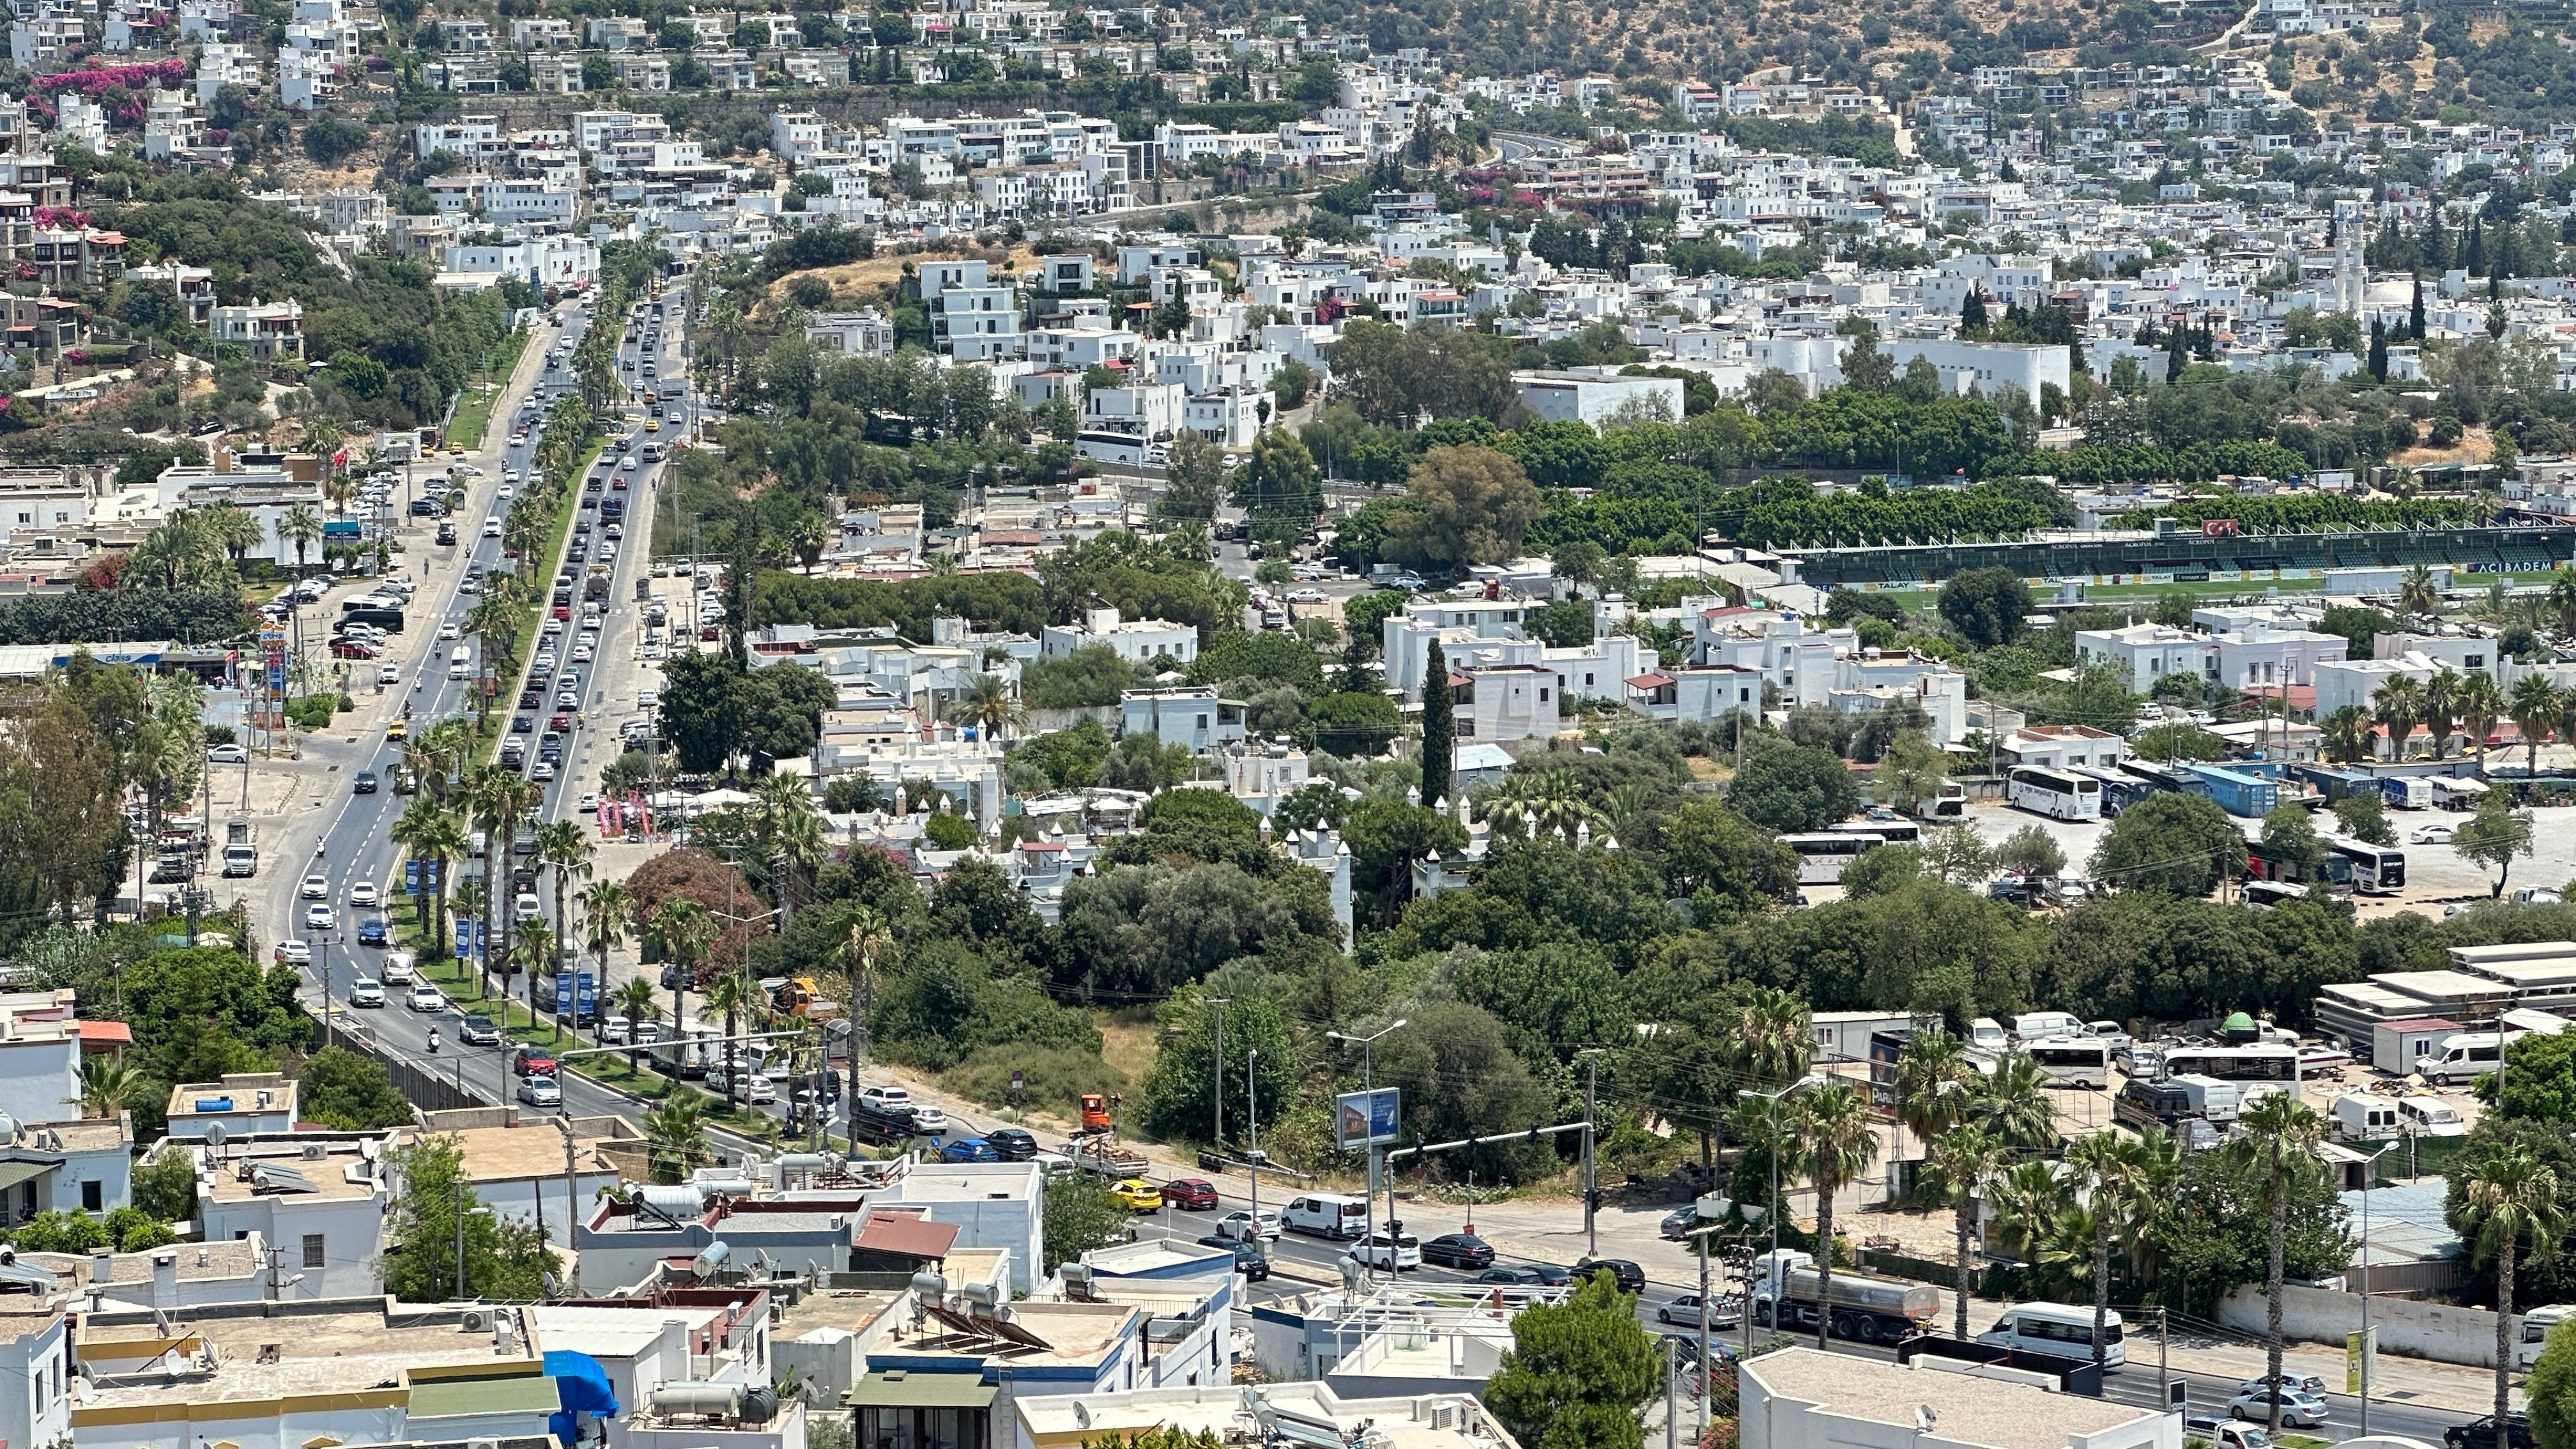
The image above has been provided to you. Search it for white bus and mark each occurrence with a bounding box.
[2022,1038,2113,1089]
[1832,818,1922,846]
[2154,1042,2299,1085]
[2009,767,2103,822]
[1978,1302,2128,1368]
[2327,839,2407,894]
[1781,832,1887,884]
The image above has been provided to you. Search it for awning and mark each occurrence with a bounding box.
[847,1372,997,1409]
[0,1160,56,1192]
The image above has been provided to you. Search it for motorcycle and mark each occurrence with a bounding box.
[427,1029,441,1054]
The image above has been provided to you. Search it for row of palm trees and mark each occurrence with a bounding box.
[2324,668,2576,773]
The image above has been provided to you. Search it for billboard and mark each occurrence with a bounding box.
[1335,1088,1401,1150]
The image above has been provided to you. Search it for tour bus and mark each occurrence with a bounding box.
[1979,1302,2128,1368]
[2008,767,2103,822]
[1831,818,1922,846]
[1781,832,1885,884]
[2023,1038,2115,1089]
[2153,1042,2299,1085]
[2327,839,2407,894]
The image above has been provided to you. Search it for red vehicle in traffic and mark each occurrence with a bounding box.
[1162,1178,1219,1211]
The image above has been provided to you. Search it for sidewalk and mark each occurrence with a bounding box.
[2160,1324,2511,1416]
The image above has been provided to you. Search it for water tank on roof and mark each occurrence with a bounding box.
[638,1184,705,1218]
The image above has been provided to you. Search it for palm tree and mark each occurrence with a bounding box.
[700,969,758,1112]
[1967,1052,2057,1149]
[582,880,636,1046]
[2425,668,2464,761]
[201,503,263,566]
[1733,986,1814,1088]
[642,1092,710,1184]
[2322,705,2373,765]
[2239,1094,2326,1434]
[612,976,661,1070]
[467,766,542,997]
[645,897,716,1046]
[2514,675,2562,779]
[2459,670,2504,775]
[1527,768,1599,845]
[277,503,325,578]
[2462,1143,2566,1449]
[507,930,553,1014]
[2374,675,2426,762]
[537,819,593,1028]
[943,673,1023,741]
[76,1054,142,1119]
[2549,565,2576,638]
[2066,1131,2145,1367]
[840,903,890,1065]
[1791,1080,1880,1349]
[2399,563,2441,618]
[1892,1027,1974,1149]
[1986,1158,2073,1265]
[1920,1123,2007,1340]
[390,799,466,958]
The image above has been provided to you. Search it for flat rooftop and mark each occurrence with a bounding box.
[29,1238,259,1289]
[1744,1347,2165,1449]
[167,1074,297,1119]
[1015,1380,1512,1449]
[435,1124,619,1183]
[79,1307,537,1407]
[773,1287,899,1342]
[201,1152,378,1203]
[885,1297,1135,1369]
[525,1302,724,1359]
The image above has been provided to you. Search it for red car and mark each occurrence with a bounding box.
[611,477,629,491]
[1162,1177,1219,1211]
[553,605,572,621]
[512,1048,557,1077]
[549,712,574,732]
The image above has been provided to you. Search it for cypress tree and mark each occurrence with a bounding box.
[2410,275,2426,341]
[2465,215,2485,274]
[1420,638,1453,811]
[2368,318,2388,380]
[1961,288,1988,333]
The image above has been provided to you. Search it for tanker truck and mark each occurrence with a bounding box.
[1748,1248,1940,1343]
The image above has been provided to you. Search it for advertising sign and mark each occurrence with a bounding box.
[1335,1088,1402,1149]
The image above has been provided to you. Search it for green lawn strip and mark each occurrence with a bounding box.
[445,330,534,450]
[1871,569,2570,611]
[470,436,604,769]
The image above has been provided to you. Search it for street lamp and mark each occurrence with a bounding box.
[1327,1020,1408,1282]
[1737,1073,1825,1320]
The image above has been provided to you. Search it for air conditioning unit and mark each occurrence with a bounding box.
[300,1144,326,1162]
[460,1310,489,1333]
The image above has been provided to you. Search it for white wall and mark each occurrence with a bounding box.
[2219,1282,2502,1367]
[197,1192,384,1300]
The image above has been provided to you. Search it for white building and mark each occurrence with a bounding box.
[1121,687,1243,754]
[2000,724,2126,772]
[1043,606,1197,666]
[1740,1347,2178,1449]
[1510,368,1685,427]
[191,1135,387,1301]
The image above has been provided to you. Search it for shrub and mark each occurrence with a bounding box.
[939,1044,1126,1109]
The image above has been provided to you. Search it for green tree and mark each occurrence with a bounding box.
[1994,824,2067,877]
[2529,1310,2576,1449]
[2242,1095,2327,1432]
[2332,791,2397,846]
[2258,804,2329,882]
[2459,786,2536,898]
[1041,1175,1133,1273]
[2464,1145,2566,1449]
[302,1046,414,1130]
[1382,445,1544,572]
[1157,430,1225,522]
[1793,1080,1883,1347]
[1421,638,1454,809]
[1920,1124,2008,1338]
[1232,429,1323,548]
[1877,733,1949,813]
[2089,792,2243,896]
[1938,567,2034,648]
[131,1145,195,1222]
[1654,801,1797,920]
[1481,1271,1662,1449]
[1135,990,1300,1145]
[1728,742,1858,833]
[659,650,750,774]
[384,1134,554,1300]
[2131,724,2230,762]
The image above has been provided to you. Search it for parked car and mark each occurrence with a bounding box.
[2411,823,2458,845]
[1575,1257,1648,1294]
[208,744,249,764]
[1162,1178,1219,1211]
[1198,1234,1271,1281]
[1420,1233,1494,1269]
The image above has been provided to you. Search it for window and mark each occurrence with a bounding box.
[303,1233,326,1269]
[79,1179,100,1212]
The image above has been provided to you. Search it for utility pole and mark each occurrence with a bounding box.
[1209,997,1229,1150]
[1579,1048,1603,1258]
[556,1115,582,1296]
[1246,1047,1261,1232]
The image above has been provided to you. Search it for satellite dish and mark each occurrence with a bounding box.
[203,1123,227,1148]
[0,1112,22,1148]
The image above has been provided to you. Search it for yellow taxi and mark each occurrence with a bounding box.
[1108,1178,1163,1212]
[386,718,409,740]
[645,419,660,432]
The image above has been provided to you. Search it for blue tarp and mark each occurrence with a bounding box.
[546,1349,620,1445]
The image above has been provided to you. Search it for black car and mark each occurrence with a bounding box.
[1476,1266,1544,1285]
[2448,1419,2534,1449]
[1575,1257,1647,1294]
[511,715,535,733]
[1199,1235,1271,1281]
[1420,1233,1494,1270]
[988,1127,1039,1161]
[353,770,378,794]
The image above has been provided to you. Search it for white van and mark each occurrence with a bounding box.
[2169,1073,2241,1124]
[2518,1305,2576,1368]
[1979,1302,2126,1368]
[1282,1193,1369,1240]
[2332,1093,2402,1142]
[2396,1096,2467,1137]
[1970,1018,2008,1052]
[2012,1011,2083,1042]
[2415,1032,2503,1085]
[447,644,473,680]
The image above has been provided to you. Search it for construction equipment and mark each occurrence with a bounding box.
[1078,1092,1115,1137]
[770,977,839,1022]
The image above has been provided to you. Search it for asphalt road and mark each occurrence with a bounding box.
[251,286,696,1125]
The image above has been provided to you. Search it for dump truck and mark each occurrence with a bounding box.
[220,822,257,878]
[1748,1249,1940,1343]
[1078,1092,1116,1137]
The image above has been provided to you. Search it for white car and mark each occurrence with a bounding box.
[857,1084,912,1114]
[1216,1209,1282,1241]
[516,1075,562,1108]
[910,1104,948,1133]
[378,663,401,685]
[599,1017,632,1044]
[482,519,503,539]
[744,1074,777,1105]
[578,793,601,813]
[2225,1389,2326,1428]
[276,939,310,965]
[2411,823,2457,845]
[440,622,462,641]
[532,762,557,783]
[407,983,445,1012]
[208,743,249,764]
[381,956,416,984]
[1350,1230,1423,1271]
[349,978,385,1008]
[301,874,331,900]
[304,903,337,931]
[572,645,594,663]
[1287,587,1327,603]
[349,882,381,909]
[497,484,516,501]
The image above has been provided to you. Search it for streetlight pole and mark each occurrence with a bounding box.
[1737,1073,1824,1329]
[1328,1019,1408,1284]
[1578,1047,1605,1258]
[1209,997,1229,1151]
[2359,1141,2396,1433]
[1246,1047,1261,1238]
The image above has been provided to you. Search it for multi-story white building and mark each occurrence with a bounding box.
[1043,606,1197,666]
